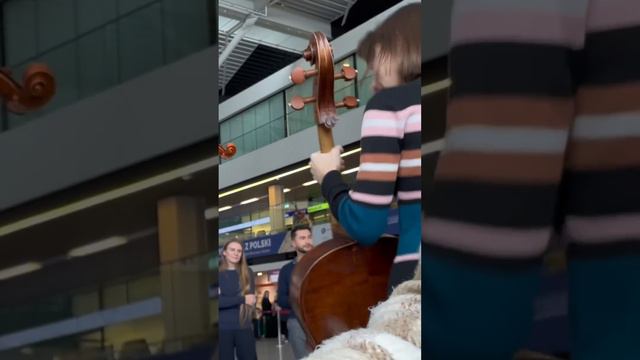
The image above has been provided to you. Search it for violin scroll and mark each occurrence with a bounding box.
[218,143,237,159]
[0,63,55,114]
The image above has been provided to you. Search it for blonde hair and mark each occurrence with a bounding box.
[220,239,254,325]
[357,3,421,83]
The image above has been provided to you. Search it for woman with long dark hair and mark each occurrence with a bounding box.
[218,240,257,359]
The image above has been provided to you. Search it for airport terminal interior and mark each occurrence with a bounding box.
[218,1,443,358]
[0,0,578,359]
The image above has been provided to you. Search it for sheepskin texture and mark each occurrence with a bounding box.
[303,262,421,360]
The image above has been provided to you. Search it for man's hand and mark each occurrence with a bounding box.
[310,146,345,184]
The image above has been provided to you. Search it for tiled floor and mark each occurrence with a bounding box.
[256,338,295,360]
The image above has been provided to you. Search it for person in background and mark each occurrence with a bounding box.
[260,290,273,338]
[218,240,257,360]
[274,225,314,359]
[261,290,272,314]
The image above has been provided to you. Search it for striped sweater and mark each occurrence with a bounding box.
[321,79,421,290]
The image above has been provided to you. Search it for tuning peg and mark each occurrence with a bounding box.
[290,67,318,85]
[335,64,357,81]
[303,49,313,61]
[289,95,316,111]
[336,96,358,109]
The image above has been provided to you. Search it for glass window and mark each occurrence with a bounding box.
[118,3,164,82]
[72,291,100,316]
[77,24,119,98]
[269,92,284,120]
[255,100,270,128]
[220,120,231,143]
[117,0,156,15]
[77,0,118,34]
[38,42,80,113]
[103,283,128,309]
[37,0,75,51]
[270,117,285,142]
[255,123,270,149]
[2,0,211,132]
[162,0,209,63]
[242,107,256,134]
[128,275,160,302]
[4,0,37,66]
[243,129,257,153]
[228,115,243,139]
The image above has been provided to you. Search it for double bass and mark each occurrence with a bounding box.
[288,32,398,348]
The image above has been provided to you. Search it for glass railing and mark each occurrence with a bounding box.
[1,0,211,131]
[220,54,374,160]
[0,251,217,360]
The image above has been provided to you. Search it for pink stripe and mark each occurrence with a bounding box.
[363,109,398,121]
[452,11,586,48]
[361,126,404,138]
[349,191,393,205]
[566,213,640,244]
[398,191,421,201]
[587,0,640,32]
[396,105,421,121]
[405,116,421,133]
[394,253,421,263]
[424,218,551,258]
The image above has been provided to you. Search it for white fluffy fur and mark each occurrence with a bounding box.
[303,329,420,360]
[303,267,422,360]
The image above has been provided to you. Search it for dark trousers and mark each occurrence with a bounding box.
[219,328,256,360]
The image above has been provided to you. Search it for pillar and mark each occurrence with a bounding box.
[268,184,285,232]
[157,196,210,351]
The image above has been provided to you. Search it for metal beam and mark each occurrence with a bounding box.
[220,2,331,40]
[218,16,258,67]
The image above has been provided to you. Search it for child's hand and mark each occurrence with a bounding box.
[309,146,344,184]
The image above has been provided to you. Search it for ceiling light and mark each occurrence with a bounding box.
[219,206,232,212]
[219,148,361,198]
[257,272,263,276]
[303,180,317,187]
[341,167,359,175]
[68,236,128,258]
[341,147,361,157]
[0,262,43,281]
[283,188,291,193]
[240,197,260,205]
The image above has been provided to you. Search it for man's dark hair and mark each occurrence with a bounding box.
[291,224,312,239]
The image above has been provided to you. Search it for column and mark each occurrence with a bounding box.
[268,184,285,232]
[157,196,210,351]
